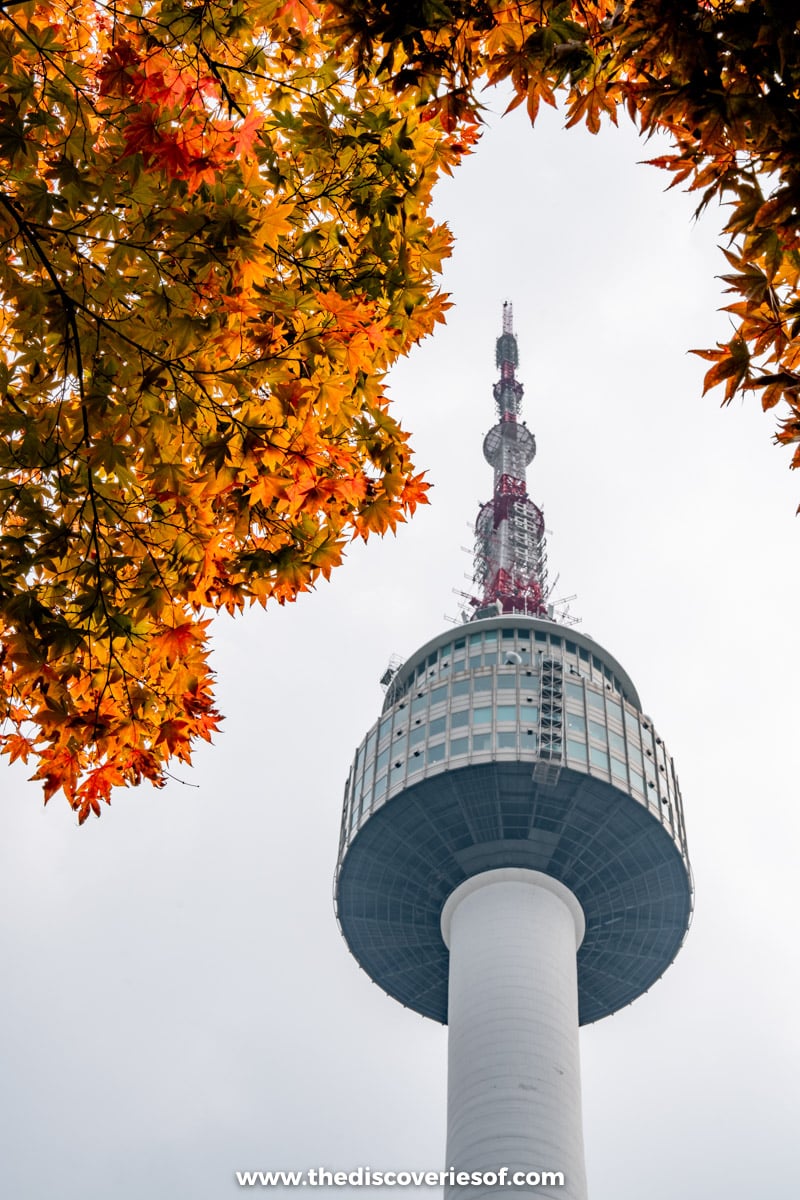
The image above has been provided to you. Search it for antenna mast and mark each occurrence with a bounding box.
[472,302,548,618]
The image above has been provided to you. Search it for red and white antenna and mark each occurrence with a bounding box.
[471,302,548,618]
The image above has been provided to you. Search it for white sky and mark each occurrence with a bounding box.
[1,95,799,1199]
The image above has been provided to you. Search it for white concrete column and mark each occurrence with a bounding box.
[440,869,588,1200]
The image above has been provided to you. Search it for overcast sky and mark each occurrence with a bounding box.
[1,93,799,1200]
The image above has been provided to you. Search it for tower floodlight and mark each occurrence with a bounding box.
[335,305,693,1198]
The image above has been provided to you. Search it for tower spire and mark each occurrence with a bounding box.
[472,302,548,618]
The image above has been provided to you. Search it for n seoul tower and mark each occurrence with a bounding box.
[335,305,692,1197]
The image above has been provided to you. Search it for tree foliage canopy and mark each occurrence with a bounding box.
[332,1,800,426]
[2,0,799,821]
[0,0,464,819]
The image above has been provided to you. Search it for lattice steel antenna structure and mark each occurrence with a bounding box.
[473,303,547,618]
[335,306,693,1199]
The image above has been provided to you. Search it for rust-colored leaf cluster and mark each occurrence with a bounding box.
[0,1,469,819]
[331,0,800,482]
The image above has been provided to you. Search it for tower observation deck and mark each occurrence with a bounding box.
[335,305,692,1198]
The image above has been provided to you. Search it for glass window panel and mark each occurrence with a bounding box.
[497,674,517,689]
[374,774,387,800]
[427,743,446,764]
[430,684,448,706]
[473,706,492,725]
[484,631,497,645]
[590,746,609,770]
[379,716,392,742]
[452,678,470,698]
[566,681,583,701]
[451,709,470,729]
[469,654,482,670]
[587,689,604,712]
[630,768,645,794]
[474,676,492,692]
[469,633,482,646]
[609,729,625,756]
[409,726,426,747]
[523,730,538,749]
[366,730,376,758]
[589,719,606,742]
[376,748,389,772]
[567,712,586,734]
[579,648,590,662]
[496,704,517,723]
[498,731,517,749]
[522,702,539,721]
[607,698,622,723]
[610,756,627,783]
[567,738,587,764]
[450,736,469,756]
[408,754,423,773]
[429,716,446,738]
[472,732,491,751]
[624,709,640,740]
[410,695,427,716]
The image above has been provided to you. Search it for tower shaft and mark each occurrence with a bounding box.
[441,870,588,1199]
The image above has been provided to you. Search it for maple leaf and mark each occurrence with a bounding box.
[0,732,36,764]
[692,337,751,404]
[97,39,140,97]
[155,719,191,756]
[153,623,200,665]
[74,764,126,823]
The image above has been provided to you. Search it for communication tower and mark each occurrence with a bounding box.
[335,305,692,1198]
